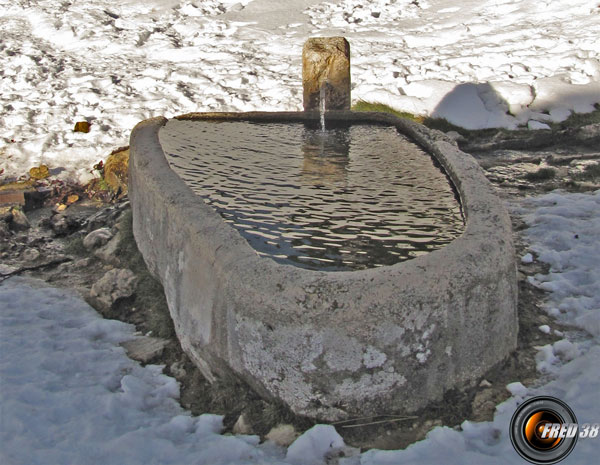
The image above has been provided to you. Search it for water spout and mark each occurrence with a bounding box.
[319,82,326,132]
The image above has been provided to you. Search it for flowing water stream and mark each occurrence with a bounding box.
[159,120,464,271]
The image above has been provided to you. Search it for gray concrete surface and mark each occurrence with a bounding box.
[129,111,518,421]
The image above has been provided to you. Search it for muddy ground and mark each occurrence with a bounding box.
[1,130,599,451]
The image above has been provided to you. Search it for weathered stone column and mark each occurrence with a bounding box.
[302,37,351,112]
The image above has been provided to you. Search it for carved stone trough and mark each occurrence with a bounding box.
[128,110,518,421]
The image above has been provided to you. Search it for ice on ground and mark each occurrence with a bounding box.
[1,0,600,182]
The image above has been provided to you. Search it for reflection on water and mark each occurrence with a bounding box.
[159,120,464,271]
[301,127,350,186]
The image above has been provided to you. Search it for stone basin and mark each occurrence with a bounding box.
[129,111,518,421]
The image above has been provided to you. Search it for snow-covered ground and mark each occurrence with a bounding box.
[1,0,599,181]
[1,1,599,463]
[2,190,599,464]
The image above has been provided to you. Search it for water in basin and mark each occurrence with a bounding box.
[159,120,464,271]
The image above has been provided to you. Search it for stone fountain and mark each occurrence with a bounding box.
[128,38,517,421]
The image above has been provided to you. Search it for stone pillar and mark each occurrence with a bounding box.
[302,37,351,112]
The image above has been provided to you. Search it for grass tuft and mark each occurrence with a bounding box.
[524,167,557,182]
[64,235,87,256]
[573,163,600,181]
[352,100,424,122]
[552,104,600,130]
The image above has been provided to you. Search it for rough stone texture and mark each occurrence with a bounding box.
[83,227,113,250]
[129,112,518,421]
[94,233,121,266]
[121,337,169,364]
[302,37,350,112]
[9,207,30,231]
[90,268,137,310]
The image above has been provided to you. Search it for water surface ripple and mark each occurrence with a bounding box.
[159,120,464,271]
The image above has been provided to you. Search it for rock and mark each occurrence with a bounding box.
[0,206,12,222]
[576,123,600,144]
[232,413,253,435]
[83,227,114,250]
[169,360,187,379]
[0,264,18,276]
[471,388,497,421]
[445,131,466,143]
[121,336,169,364]
[9,207,30,231]
[479,379,492,388]
[73,121,91,133]
[84,206,121,232]
[72,257,93,269]
[104,149,129,195]
[47,212,84,236]
[94,233,121,265]
[302,37,351,111]
[21,248,40,262]
[90,268,138,309]
[266,424,299,447]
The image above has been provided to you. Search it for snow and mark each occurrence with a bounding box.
[1,0,600,463]
[521,252,533,264]
[2,191,600,464]
[522,191,600,337]
[1,0,599,182]
[0,277,283,465]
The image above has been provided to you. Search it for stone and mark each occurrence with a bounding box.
[265,424,298,447]
[9,207,30,231]
[471,388,498,422]
[48,212,84,236]
[232,413,253,435]
[104,149,129,194]
[479,379,492,388]
[130,114,518,421]
[169,360,187,379]
[445,131,465,143]
[302,37,351,112]
[72,257,93,269]
[21,248,40,262]
[576,123,600,143]
[83,227,114,250]
[121,336,169,364]
[0,264,18,276]
[90,268,138,309]
[94,233,121,266]
[73,121,91,133]
[85,207,119,232]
